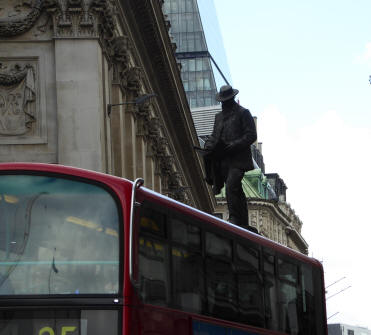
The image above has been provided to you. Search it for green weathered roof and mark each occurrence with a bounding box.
[215,169,266,199]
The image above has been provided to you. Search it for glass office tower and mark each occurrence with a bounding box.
[163,0,219,108]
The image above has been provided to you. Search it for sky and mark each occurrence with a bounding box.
[206,0,371,329]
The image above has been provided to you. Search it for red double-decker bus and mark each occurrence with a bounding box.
[0,163,327,335]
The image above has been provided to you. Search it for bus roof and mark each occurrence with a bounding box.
[138,185,322,268]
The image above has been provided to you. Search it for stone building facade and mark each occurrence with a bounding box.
[0,0,214,212]
[0,0,308,255]
[215,198,308,254]
[249,199,308,254]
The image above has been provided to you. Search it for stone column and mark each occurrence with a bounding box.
[110,85,124,176]
[55,39,105,171]
[47,1,117,172]
[145,156,155,189]
[124,107,136,181]
[110,35,131,177]
[154,167,162,193]
[135,135,146,179]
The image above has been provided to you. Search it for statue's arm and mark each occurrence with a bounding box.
[204,114,219,150]
[232,109,257,149]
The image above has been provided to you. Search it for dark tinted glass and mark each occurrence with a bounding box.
[236,243,259,270]
[205,232,231,260]
[263,251,279,330]
[263,253,275,275]
[278,258,298,283]
[300,264,316,334]
[172,246,203,313]
[236,243,264,327]
[135,202,326,334]
[138,237,168,306]
[171,218,200,250]
[0,175,120,295]
[162,0,218,107]
[139,206,166,237]
[206,258,237,322]
[278,281,299,334]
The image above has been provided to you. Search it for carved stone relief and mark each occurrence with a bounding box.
[0,0,117,39]
[44,0,116,39]
[0,0,44,37]
[148,116,160,140]
[111,35,130,83]
[249,210,258,230]
[124,67,142,94]
[0,60,39,138]
[260,210,269,237]
[167,172,185,202]
[135,103,150,136]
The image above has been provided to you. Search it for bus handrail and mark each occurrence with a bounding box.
[129,178,144,285]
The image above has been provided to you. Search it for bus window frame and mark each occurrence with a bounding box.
[133,191,327,334]
[0,169,125,305]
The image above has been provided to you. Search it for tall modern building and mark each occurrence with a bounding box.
[162,0,230,108]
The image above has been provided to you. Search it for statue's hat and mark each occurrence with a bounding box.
[215,85,239,102]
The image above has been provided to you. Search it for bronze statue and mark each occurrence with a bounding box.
[202,85,257,232]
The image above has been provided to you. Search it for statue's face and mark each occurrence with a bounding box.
[222,98,235,107]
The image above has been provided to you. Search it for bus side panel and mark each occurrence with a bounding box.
[128,304,284,335]
[127,304,191,335]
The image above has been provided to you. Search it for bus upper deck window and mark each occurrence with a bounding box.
[0,174,120,295]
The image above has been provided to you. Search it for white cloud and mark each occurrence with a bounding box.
[258,106,371,327]
[355,42,371,64]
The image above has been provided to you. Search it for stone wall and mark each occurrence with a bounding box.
[0,0,214,212]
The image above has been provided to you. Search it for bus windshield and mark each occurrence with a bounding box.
[0,174,120,296]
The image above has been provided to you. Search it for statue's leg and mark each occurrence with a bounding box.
[225,167,247,227]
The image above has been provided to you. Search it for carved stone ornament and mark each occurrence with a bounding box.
[148,116,160,139]
[44,0,116,39]
[0,61,36,136]
[111,35,131,83]
[112,35,130,64]
[135,103,152,136]
[0,0,45,37]
[122,67,142,94]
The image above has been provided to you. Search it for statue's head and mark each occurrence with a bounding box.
[215,85,239,102]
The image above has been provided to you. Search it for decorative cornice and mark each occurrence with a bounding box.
[0,0,118,39]
[43,0,116,39]
[248,198,292,224]
[285,226,308,250]
[247,198,308,253]
[121,0,212,211]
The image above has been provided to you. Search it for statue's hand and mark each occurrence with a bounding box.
[204,136,216,150]
[204,142,212,150]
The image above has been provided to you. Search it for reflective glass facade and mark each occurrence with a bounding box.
[163,0,218,108]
